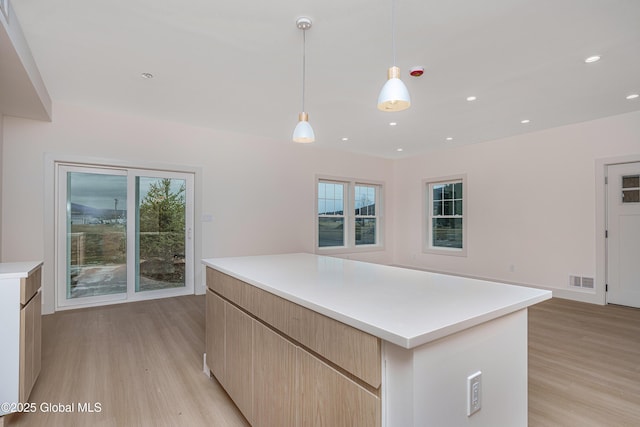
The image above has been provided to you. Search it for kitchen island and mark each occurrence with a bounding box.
[202,253,551,427]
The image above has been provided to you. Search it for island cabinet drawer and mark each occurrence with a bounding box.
[206,267,252,307]
[206,267,381,389]
[20,265,42,305]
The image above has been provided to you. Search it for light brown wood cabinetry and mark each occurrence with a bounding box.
[224,303,253,423]
[298,349,380,427]
[205,289,225,384]
[252,321,297,427]
[205,290,253,423]
[0,262,42,421]
[20,290,42,403]
[20,265,41,306]
[207,269,381,387]
[19,266,42,404]
[205,267,381,427]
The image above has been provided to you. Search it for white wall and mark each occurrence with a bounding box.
[393,110,640,304]
[2,103,395,314]
[0,113,3,261]
[3,102,639,312]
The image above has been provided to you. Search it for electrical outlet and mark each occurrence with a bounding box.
[467,371,482,416]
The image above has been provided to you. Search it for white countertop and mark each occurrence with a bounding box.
[0,261,42,279]
[203,253,551,349]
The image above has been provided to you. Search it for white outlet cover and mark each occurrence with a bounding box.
[467,371,482,416]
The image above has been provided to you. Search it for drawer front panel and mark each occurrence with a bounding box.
[20,266,41,305]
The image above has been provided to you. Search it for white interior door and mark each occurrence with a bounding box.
[607,162,640,307]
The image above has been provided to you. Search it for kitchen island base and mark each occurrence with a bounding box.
[383,309,527,426]
[203,254,550,427]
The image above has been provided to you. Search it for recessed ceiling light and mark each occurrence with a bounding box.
[389,122,397,126]
[466,96,477,101]
[446,137,453,141]
[341,137,349,141]
[521,119,530,124]
[140,72,154,79]
[584,55,601,63]
[626,93,639,100]
[396,148,403,152]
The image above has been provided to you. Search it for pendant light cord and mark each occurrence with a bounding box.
[302,28,307,112]
[391,0,397,66]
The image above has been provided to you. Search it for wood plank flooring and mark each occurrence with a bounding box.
[528,298,640,426]
[3,295,639,426]
[4,295,249,427]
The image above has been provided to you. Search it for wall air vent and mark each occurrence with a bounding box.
[581,277,594,289]
[569,275,582,288]
[569,275,595,289]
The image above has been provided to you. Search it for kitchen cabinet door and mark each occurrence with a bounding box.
[205,289,225,385]
[298,348,380,427]
[19,290,41,403]
[225,303,253,423]
[253,322,297,427]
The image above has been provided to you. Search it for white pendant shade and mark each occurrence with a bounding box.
[378,66,410,112]
[293,112,315,143]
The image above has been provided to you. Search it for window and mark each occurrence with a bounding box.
[318,181,346,247]
[354,184,377,245]
[622,174,640,203]
[424,175,466,256]
[317,178,383,252]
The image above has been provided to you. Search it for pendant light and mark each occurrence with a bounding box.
[377,0,410,112]
[293,17,315,143]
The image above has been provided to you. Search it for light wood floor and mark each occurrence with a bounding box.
[3,295,639,426]
[528,298,640,426]
[5,295,249,427]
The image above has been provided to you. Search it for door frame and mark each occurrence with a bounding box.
[44,154,203,314]
[595,154,640,306]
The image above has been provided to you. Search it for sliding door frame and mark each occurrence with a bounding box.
[127,168,195,302]
[52,158,198,311]
[56,164,128,308]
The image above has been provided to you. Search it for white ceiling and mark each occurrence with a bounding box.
[9,0,640,159]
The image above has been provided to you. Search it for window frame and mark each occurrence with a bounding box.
[317,180,347,249]
[354,183,378,246]
[423,174,467,257]
[316,175,384,254]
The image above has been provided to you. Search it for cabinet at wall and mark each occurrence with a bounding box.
[20,286,42,402]
[205,268,381,427]
[0,262,43,419]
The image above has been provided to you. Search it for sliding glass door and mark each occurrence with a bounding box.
[57,165,194,309]
[64,168,128,300]
[135,175,187,293]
